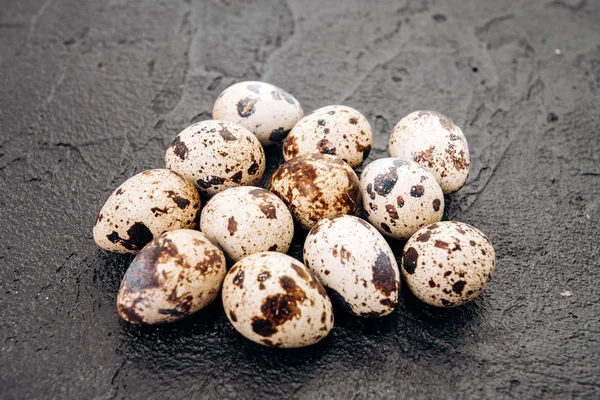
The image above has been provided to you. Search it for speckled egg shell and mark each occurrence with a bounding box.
[200,187,294,263]
[303,215,400,317]
[401,221,496,307]
[360,158,444,240]
[388,110,470,194]
[212,81,304,146]
[283,105,373,168]
[93,169,201,254]
[165,120,266,198]
[117,229,226,324]
[269,154,361,230]
[222,252,334,348]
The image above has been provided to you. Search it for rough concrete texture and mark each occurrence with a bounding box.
[1,0,599,398]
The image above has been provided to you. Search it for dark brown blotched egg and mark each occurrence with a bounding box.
[359,158,444,240]
[283,105,373,168]
[401,221,496,307]
[200,186,294,263]
[222,252,333,348]
[93,169,201,254]
[212,81,304,146]
[303,215,400,317]
[117,229,226,324]
[165,120,265,198]
[269,154,361,230]
[388,110,470,194]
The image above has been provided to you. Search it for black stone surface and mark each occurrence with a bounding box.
[1,0,599,398]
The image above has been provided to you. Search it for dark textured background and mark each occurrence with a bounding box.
[1,0,599,398]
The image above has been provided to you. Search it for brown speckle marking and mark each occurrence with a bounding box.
[403,247,419,274]
[433,198,441,211]
[410,185,425,197]
[452,280,467,294]
[231,171,243,183]
[229,310,238,322]
[385,204,399,219]
[248,162,260,175]
[227,216,238,236]
[373,167,398,196]
[232,269,244,287]
[197,176,225,189]
[251,276,307,337]
[317,138,336,155]
[166,190,191,209]
[417,230,431,242]
[237,97,257,117]
[434,240,449,250]
[372,252,398,296]
[381,222,391,233]
[349,117,358,125]
[106,222,153,252]
[218,125,237,141]
[169,136,189,160]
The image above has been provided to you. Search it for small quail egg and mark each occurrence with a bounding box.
[269,154,361,230]
[93,169,201,254]
[401,221,496,307]
[360,158,444,240]
[200,187,294,263]
[388,110,470,194]
[117,229,226,324]
[165,120,266,198]
[283,105,373,168]
[303,215,400,317]
[222,252,334,348]
[212,81,304,146]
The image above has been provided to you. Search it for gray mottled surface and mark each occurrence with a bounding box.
[1,0,599,398]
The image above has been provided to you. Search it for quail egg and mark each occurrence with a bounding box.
[165,120,266,198]
[117,229,226,324]
[222,252,334,348]
[360,158,444,240]
[212,81,304,146]
[304,215,400,317]
[283,105,373,168]
[388,110,470,194]
[269,154,361,230]
[200,186,294,263]
[93,169,201,254]
[401,221,496,307]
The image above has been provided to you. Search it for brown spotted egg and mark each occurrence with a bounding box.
[269,154,361,230]
[117,229,226,324]
[389,110,470,194]
[303,215,400,317]
[360,158,444,240]
[401,221,496,307]
[212,81,304,146]
[222,252,334,348]
[165,120,266,198]
[93,169,201,254]
[200,187,294,263]
[283,105,373,168]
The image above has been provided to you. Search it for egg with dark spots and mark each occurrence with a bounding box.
[283,105,373,168]
[93,169,201,254]
[222,252,333,348]
[401,221,496,307]
[200,187,294,263]
[304,215,400,317]
[269,154,361,230]
[388,110,470,194]
[117,229,226,324]
[165,120,266,198]
[212,81,304,146]
[360,158,443,240]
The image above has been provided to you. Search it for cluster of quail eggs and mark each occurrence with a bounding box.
[93,80,496,348]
